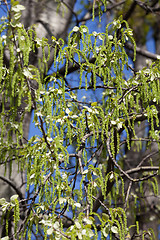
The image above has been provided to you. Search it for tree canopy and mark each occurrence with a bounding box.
[0,0,160,239]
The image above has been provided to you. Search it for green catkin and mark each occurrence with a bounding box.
[88,182,93,212]
[110,127,115,157]
[148,228,156,239]
[92,0,96,21]
[18,28,31,66]
[150,177,158,196]
[115,218,123,239]
[0,15,158,239]
[23,226,27,239]
[0,37,3,83]
[5,210,10,236]
[93,65,97,90]
[139,181,144,197]
[116,131,120,153]
[28,28,36,52]
[136,221,139,234]
[14,199,20,233]
[120,208,127,235]
[9,42,15,81]
[79,175,84,201]
[11,71,17,97]
[83,148,87,165]
[104,172,110,194]
[18,75,25,107]
[26,154,32,191]
[123,125,130,150]
[79,65,83,89]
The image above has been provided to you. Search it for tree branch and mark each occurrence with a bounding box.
[0,175,23,200]
[125,42,160,60]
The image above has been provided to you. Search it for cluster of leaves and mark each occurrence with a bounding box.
[0,1,160,239]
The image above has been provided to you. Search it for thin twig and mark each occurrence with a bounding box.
[124,181,132,210]
[106,137,135,182]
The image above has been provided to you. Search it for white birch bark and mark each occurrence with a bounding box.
[0,0,75,237]
[125,45,160,239]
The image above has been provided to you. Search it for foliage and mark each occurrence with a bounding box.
[0,0,160,239]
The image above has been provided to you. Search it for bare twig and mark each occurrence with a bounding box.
[124,181,132,210]
[106,137,135,182]
[126,166,159,175]
[125,42,160,60]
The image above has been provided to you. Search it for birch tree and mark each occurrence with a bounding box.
[0,0,160,239]
[0,0,75,238]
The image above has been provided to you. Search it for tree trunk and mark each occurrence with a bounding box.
[125,42,160,239]
[0,0,75,237]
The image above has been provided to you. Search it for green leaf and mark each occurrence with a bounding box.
[72,26,79,32]
[14,12,21,20]
[87,229,94,237]
[53,221,60,229]
[51,36,57,41]
[1,237,9,240]
[83,217,93,225]
[75,220,81,229]
[87,171,92,180]
[2,203,10,212]
[102,213,109,222]
[23,68,33,78]
[47,227,53,235]
[91,102,97,107]
[111,226,118,234]
[102,225,110,237]
[111,120,117,125]
[12,4,25,12]
[59,197,67,205]
[10,194,18,203]
[82,169,88,175]
[0,198,6,205]
[74,202,81,208]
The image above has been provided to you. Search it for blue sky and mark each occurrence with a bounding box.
[0,2,158,239]
[0,1,156,140]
